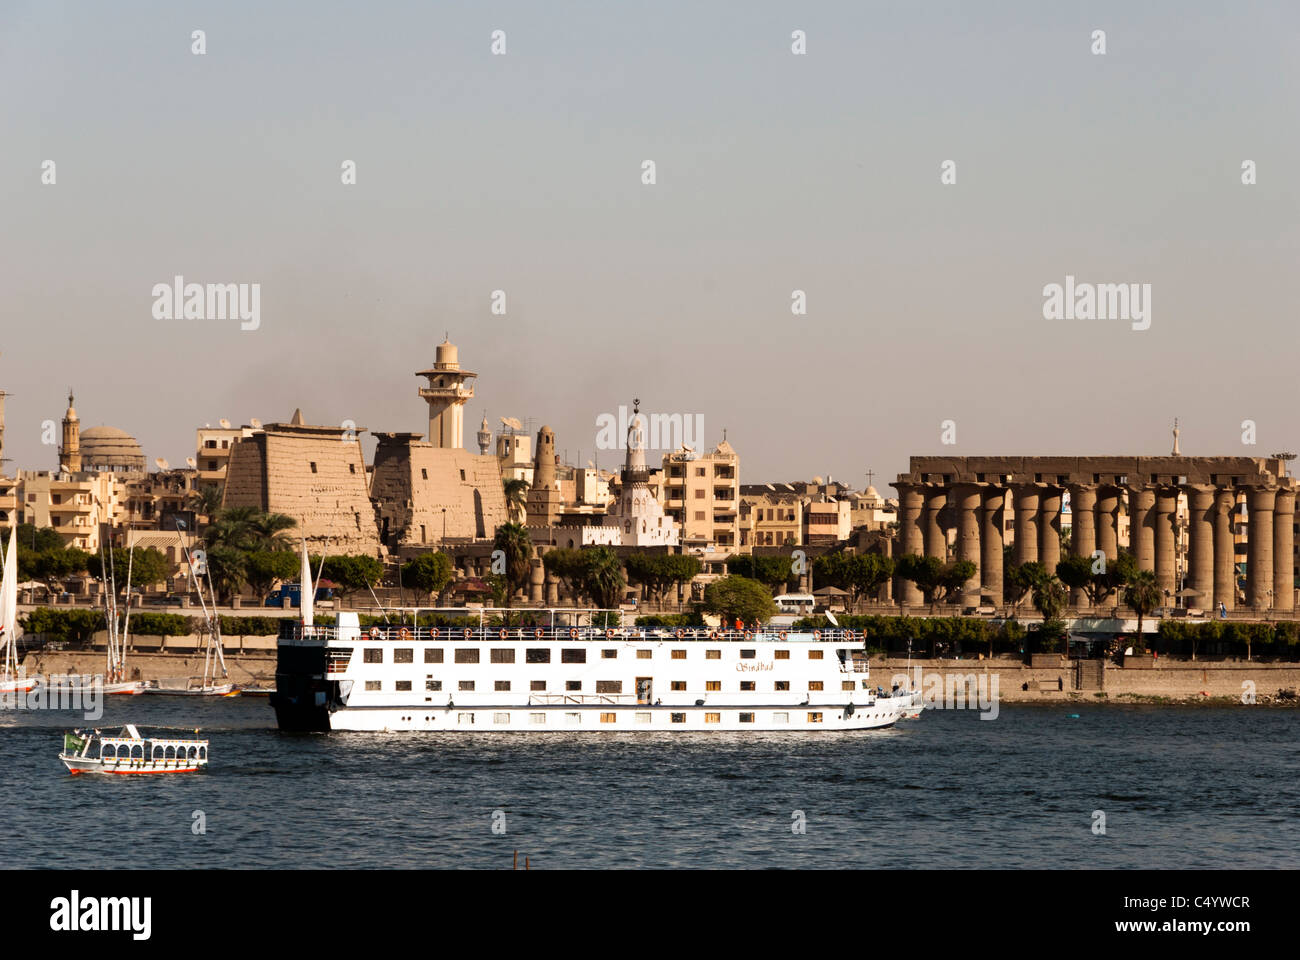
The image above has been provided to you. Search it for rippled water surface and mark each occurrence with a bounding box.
[2,698,1295,868]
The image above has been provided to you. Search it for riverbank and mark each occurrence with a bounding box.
[20,651,274,686]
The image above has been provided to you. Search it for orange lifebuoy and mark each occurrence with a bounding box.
[369,627,381,639]
[463,628,472,640]
[569,627,578,639]
[709,630,718,640]
[744,631,753,641]
[779,630,788,641]
[499,628,509,639]
[605,628,615,639]
[399,627,411,641]
[675,628,685,638]
[534,628,543,639]
[430,627,440,638]
[813,630,822,641]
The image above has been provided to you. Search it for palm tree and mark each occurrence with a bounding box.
[201,506,260,552]
[492,522,534,625]
[246,512,297,551]
[503,479,530,524]
[581,546,626,610]
[1123,569,1162,658]
[189,485,224,523]
[1029,572,1068,653]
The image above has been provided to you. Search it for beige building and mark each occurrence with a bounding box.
[18,469,125,551]
[740,484,802,549]
[495,430,534,486]
[196,421,258,494]
[0,473,18,527]
[222,410,381,554]
[661,438,740,550]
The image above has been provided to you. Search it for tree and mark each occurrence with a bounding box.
[402,552,454,600]
[1006,561,1047,612]
[725,554,797,593]
[503,479,530,524]
[576,545,625,609]
[189,485,224,522]
[203,545,249,603]
[87,547,171,595]
[492,523,534,623]
[1122,569,1162,656]
[813,552,895,609]
[319,555,385,603]
[896,555,976,611]
[244,512,298,551]
[245,550,301,598]
[702,575,777,625]
[542,547,584,601]
[626,553,702,605]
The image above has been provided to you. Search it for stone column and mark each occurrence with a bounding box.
[923,486,948,560]
[1038,487,1063,575]
[1273,488,1295,613]
[1153,486,1178,599]
[529,559,545,603]
[980,486,1005,608]
[1213,487,1236,612]
[894,482,925,606]
[1095,486,1121,562]
[1247,487,1276,611]
[1067,484,1097,608]
[953,483,982,607]
[1185,485,1215,611]
[1127,485,1155,573]
[544,571,559,606]
[1013,485,1039,566]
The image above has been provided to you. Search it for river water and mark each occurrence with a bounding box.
[2,697,1295,869]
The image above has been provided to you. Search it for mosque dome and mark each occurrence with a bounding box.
[79,426,146,472]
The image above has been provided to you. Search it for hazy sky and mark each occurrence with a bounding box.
[2,1,1297,489]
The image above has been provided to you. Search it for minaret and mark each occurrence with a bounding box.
[1172,418,1181,456]
[623,398,649,485]
[416,337,477,449]
[525,425,564,526]
[477,413,492,456]
[60,390,81,472]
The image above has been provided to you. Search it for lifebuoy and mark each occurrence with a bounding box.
[709,630,718,640]
[499,628,508,639]
[813,630,822,641]
[369,627,381,639]
[675,628,685,638]
[534,628,543,639]
[463,628,472,640]
[744,631,753,641]
[842,629,855,641]
[779,630,788,641]
[399,627,411,641]
[569,627,578,639]
[430,627,440,638]
[605,628,615,639]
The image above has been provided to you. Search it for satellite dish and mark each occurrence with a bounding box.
[826,611,840,627]
[682,444,695,453]
[587,460,595,468]
[219,418,231,429]
[185,456,197,469]
[500,416,523,432]
[250,418,262,429]
[155,457,170,471]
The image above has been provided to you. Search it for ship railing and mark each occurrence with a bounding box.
[528,693,639,705]
[285,623,866,644]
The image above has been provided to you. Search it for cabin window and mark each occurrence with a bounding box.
[363,649,382,663]
[458,713,475,724]
[671,713,686,723]
[566,680,582,691]
[526,648,551,663]
[739,649,756,659]
[490,648,515,664]
[565,713,581,725]
[595,680,622,694]
[459,680,475,691]
[705,649,720,659]
[425,649,443,663]
[455,648,480,664]
[530,713,546,724]
[426,680,441,691]
[705,712,720,723]
[495,681,511,692]
[671,681,686,691]
[739,713,754,723]
[808,650,823,660]
[394,648,413,663]
[671,649,686,660]
[775,681,790,691]
[635,712,652,724]
[494,713,510,724]
[637,649,652,659]
[772,712,789,723]
[600,713,617,723]
[561,649,586,664]
[807,712,824,723]
[842,681,855,691]
[365,680,381,691]
[705,681,721,691]
[775,650,789,660]
[740,681,755,691]
[530,680,546,691]
[396,680,412,692]
[808,681,824,691]
[601,649,618,659]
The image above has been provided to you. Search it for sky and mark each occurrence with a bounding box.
[2,1,1298,489]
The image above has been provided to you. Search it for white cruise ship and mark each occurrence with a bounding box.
[271,610,916,733]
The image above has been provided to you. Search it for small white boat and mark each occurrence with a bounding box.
[59,724,209,775]
[42,675,149,696]
[145,678,236,696]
